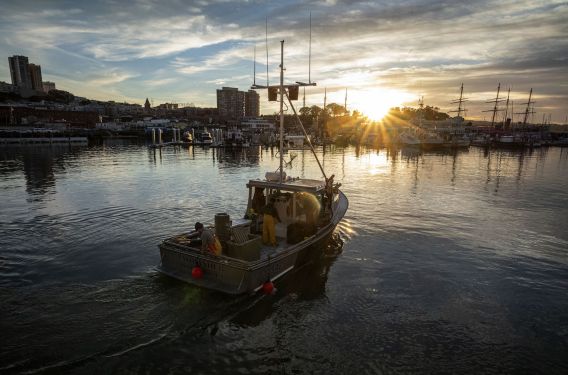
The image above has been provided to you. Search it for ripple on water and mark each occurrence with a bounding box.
[1,144,568,374]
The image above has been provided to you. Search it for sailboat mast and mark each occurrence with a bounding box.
[323,88,327,139]
[458,83,463,117]
[503,88,510,125]
[491,83,501,128]
[511,100,514,124]
[523,88,533,125]
[279,40,285,184]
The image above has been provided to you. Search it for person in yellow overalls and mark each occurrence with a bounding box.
[262,202,279,247]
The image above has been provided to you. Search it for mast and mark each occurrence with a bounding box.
[449,83,468,120]
[266,18,269,87]
[308,11,312,84]
[323,88,327,139]
[520,88,534,125]
[279,40,285,184]
[252,39,319,179]
[253,46,256,86]
[483,83,505,129]
[491,83,501,127]
[502,87,510,126]
[418,96,424,128]
[511,100,514,124]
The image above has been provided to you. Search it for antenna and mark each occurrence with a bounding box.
[309,11,312,84]
[253,45,256,86]
[266,17,269,87]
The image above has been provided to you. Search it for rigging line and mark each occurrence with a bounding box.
[285,89,327,180]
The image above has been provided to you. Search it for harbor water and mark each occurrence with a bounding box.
[1,142,567,374]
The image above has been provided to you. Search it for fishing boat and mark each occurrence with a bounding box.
[157,41,348,295]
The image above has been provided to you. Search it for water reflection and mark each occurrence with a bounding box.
[1,143,568,374]
[231,233,344,327]
[214,146,261,168]
[0,144,87,201]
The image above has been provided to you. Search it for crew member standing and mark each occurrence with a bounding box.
[262,202,279,247]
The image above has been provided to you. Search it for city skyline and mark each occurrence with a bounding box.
[0,1,566,121]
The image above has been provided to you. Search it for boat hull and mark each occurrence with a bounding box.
[158,191,348,295]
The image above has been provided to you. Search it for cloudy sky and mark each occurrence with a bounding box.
[1,0,566,122]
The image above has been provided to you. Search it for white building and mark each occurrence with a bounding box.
[240,117,275,131]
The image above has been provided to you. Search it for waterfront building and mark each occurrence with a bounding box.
[217,87,245,120]
[245,90,260,117]
[0,81,18,94]
[43,81,56,93]
[240,117,275,131]
[28,64,43,91]
[155,103,178,110]
[8,55,32,89]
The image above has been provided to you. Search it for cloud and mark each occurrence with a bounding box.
[87,69,137,86]
[143,78,178,86]
[0,0,566,120]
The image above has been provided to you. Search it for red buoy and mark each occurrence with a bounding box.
[192,265,203,279]
[262,280,275,295]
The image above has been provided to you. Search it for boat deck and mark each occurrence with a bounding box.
[162,232,294,262]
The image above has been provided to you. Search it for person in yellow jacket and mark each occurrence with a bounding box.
[262,202,279,247]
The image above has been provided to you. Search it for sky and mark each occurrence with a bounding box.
[1,0,567,122]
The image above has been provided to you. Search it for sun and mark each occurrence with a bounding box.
[350,88,414,121]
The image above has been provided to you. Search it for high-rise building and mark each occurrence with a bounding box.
[217,87,245,120]
[42,81,56,93]
[8,55,32,89]
[245,90,260,117]
[28,63,43,91]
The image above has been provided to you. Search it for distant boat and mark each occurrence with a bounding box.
[194,129,213,146]
[397,131,421,146]
[443,135,470,148]
[182,131,193,144]
[471,134,491,147]
[419,131,445,149]
[224,127,250,148]
[285,134,310,149]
